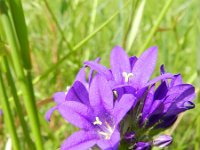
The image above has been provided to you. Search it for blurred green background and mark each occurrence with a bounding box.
[0,0,200,149]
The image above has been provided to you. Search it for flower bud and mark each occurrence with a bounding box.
[124,131,135,140]
[153,135,172,148]
[134,142,151,150]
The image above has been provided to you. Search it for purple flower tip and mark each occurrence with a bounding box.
[124,131,135,140]
[183,101,195,109]
[153,135,172,148]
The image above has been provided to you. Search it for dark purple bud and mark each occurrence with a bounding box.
[134,142,151,150]
[153,135,172,148]
[124,131,135,140]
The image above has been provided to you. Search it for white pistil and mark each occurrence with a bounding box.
[122,72,133,83]
[93,117,102,125]
[98,131,110,140]
[105,122,113,133]
[98,122,115,140]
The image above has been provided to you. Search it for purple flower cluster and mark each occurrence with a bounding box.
[46,46,195,150]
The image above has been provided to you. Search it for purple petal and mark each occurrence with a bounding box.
[75,67,87,86]
[154,81,168,100]
[170,74,183,86]
[153,135,172,148]
[113,85,136,101]
[113,94,136,125]
[45,106,57,121]
[61,130,99,150]
[147,101,164,127]
[58,101,93,130]
[156,116,177,128]
[130,46,158,88]
[66,81,90,105]
[110,46,131,84]
[145,73,174,87]
[53,92,66,104]
[165,84,195,104]
[129,56,138,70]
[88,57,101,85]
[89,74,114,110]
[142,85,155,122]
[165,101,195,117]
[84,61,112,80]
[160,64,165,74]
[97,129,120,150]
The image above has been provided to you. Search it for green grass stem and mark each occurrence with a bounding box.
[7,0,32,69]
[139,0,174,53]
[3,57,33,149]
[0,2,44,150]
[0,72,20,150]
[126,0,146,52]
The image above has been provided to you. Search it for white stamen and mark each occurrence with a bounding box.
[113,90,118,98]
[65,86,71,95]
[93,117,102,125]
[122,72,133,82]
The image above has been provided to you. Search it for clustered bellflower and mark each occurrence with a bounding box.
[46,46,195,150]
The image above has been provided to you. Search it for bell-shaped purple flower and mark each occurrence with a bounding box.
[140,66,195,129]
[85,46,156,88]
[46,74,136,150]
[84,46,174,100]
[153,135,172,148]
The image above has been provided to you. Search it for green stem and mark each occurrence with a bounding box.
[0,2,44,150]
[0,72,20,150]
[4,57,33,149]
[139,0,173,53]
[7,0,32,69]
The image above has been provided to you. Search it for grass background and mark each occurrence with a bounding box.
[0,0,200,149]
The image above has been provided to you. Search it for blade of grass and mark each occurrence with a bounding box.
[0,71,20,150]
[88,0,98,33]
[0,2,44,150]
[122,0,139,48]
[72,1,130,51]
[139,0,174,54]
[3,57,33,149]
[126,0,146,52]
